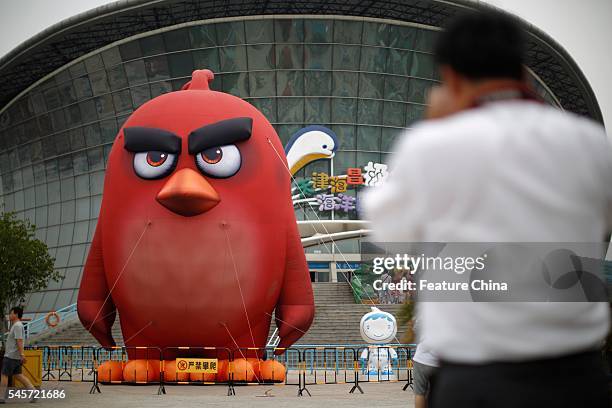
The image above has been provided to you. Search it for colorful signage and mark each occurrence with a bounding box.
[285,125,390,216]
[176,358,218,374]
[293,161,389,214]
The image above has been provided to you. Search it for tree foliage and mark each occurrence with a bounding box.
[0,212,58,341]
[397,300,415,343]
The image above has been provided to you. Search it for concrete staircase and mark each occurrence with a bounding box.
[29,283,409,347]
[296,283,407,344]
[28,317,122,347]
[312,282,357,304]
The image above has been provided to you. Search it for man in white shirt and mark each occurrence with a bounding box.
[364,10,610,408]
[1,306,36,404]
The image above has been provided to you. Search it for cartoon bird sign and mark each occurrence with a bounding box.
[77,70,314,382]
[284,125,337,175]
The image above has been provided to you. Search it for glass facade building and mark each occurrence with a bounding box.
[0,4,601,319]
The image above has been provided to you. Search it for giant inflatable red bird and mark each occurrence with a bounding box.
[77,70,314,381]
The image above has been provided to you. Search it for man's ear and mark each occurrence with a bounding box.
[425,65,463,120]
[440,65,464,96]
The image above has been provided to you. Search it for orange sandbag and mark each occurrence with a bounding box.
[231,358,255,382]
[163,360,190,382]
[247,358,262,381]
[97,361,124,383]
[189,371,204,382]
[189,359,229,382]
[260,360,286,382]
[209,359,230,382]
[123,359,160,383]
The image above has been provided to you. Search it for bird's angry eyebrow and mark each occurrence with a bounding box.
[188,117,252,154]
[123,127,182,153]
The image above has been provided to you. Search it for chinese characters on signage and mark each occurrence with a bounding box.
[363,162,389,187]
[316,193,357,212]
[176,358,218,374]
[293,161,389,214]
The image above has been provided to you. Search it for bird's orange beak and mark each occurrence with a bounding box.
[156,168,220,216]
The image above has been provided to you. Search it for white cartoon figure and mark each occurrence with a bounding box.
[359,307,398,379]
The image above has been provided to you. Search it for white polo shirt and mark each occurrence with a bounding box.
[364,99,611,363]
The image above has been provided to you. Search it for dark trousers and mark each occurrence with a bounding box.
[431,350,609,408]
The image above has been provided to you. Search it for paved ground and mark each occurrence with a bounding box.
[3,381,415,407]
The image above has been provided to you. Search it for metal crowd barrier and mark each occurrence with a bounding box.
[276,347,302,392]
[301,347,358,394]
[356,346,414,390]
[162,346,234,396]
[299,345,414,395]
[26,345,96,383]
[29,344,416,397]
[91,346,164,395]
[233,347,293,384]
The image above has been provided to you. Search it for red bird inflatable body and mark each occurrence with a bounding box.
[77,70,314,373]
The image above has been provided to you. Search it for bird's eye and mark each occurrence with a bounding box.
[195,144,241,178]
[133,151,177,179]
[147,151,168,167]
[201,147,223,164]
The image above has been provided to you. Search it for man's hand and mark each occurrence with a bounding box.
[20,354,27,364]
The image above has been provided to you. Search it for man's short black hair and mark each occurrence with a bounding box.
[10,306,24,319]
[434,10,525,81]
